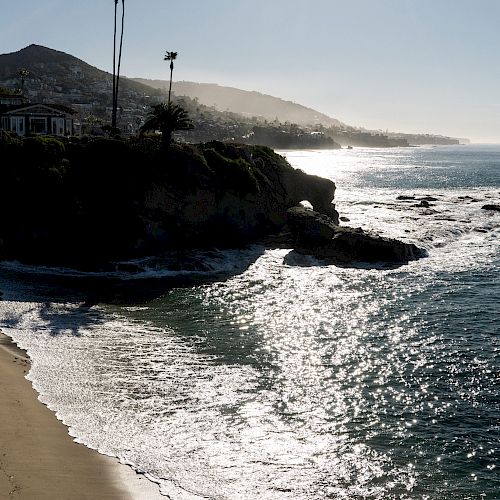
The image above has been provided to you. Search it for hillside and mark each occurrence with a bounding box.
[0,45,464,146]
[134,79,342,127]
[0,45,164,128]
[0,44,161,97]
[0,45,338,146]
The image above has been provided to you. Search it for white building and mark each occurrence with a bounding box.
[0,95,76,136]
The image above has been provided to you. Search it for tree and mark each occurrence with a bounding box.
[140,102,193,148]
[83,113,102,135]
[112,0,118,127]
[112,0,125,129]
[114,0,125,126]
[18,69,30,93]
[164,51,178,105]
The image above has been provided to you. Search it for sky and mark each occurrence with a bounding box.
[1,0,499,142]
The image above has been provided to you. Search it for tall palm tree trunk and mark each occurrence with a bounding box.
[112,0,118,128]
[168,61,174,105]
[114,0,125,128]
[164,51,177,105]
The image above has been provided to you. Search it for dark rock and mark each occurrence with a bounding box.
[287,206,425,263]
[419,196,438,202]
[414,200,431,208]
[339,216,350,222]
[481,204,500,212]
[435,217,458,222]
[141,143,340,251]
[397,195,415,200]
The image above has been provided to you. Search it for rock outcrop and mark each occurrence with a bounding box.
[139,142,339,251]
[481,204,500,212]
[287,206,425,263]
[0,136,339,267]
[0,134,425,269]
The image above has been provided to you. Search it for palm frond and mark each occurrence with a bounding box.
[164,51,178,61]
[140,103,193,144]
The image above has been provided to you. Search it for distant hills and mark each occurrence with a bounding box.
[0,45,466,145]
[0,44,161,99]
[134,78,342,127]
[0,45,342,128]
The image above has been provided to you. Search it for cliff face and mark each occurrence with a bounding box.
[1,133,423,269]
[138,142,338,252]
[0,135,338,267]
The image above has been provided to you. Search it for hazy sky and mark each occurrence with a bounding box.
[1,0,499,142]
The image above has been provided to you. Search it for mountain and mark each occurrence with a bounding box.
[0,44,161,98]
[0,44,164,128]
[134,79,342,127]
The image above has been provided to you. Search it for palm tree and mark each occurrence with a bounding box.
[112,0,118,127]
[140,102,193,148]
[114,0,125,126]
[112,0,125,129]
[164,51,178,105]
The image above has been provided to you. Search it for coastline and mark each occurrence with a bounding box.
[0,331,163,500]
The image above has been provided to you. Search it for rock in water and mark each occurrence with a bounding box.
[481,204,500,212]
[287,206,426,263]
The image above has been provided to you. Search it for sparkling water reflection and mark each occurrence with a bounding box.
[0,145,498,499]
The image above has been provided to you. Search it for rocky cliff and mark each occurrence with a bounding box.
[0,133,425,269]
[0,135,338,268]
[135,142,339,252]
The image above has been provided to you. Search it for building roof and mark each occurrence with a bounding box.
[0,102,77,116]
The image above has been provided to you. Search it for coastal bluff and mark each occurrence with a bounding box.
[0,135,338,267]
[0,133,423,268]
[140,141,339,251]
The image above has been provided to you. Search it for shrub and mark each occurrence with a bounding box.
[22,136,66,168]
[202,147,259,195]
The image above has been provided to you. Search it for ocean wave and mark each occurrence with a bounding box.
[0,247,265,282]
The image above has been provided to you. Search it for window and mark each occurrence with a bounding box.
[51,117,65,135]
[10,117,25,135]
[30,117,47,134]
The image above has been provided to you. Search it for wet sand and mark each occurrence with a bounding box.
[0,332,163,499]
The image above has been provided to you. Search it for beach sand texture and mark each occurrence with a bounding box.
[0,332,162,500]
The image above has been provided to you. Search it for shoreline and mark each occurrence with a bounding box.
[0,331,163,500]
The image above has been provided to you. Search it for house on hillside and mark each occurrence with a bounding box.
[0,92,76,136]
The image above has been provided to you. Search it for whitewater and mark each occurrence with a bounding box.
[0,144,498,499]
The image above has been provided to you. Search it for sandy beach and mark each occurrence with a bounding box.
[0,331,163,500]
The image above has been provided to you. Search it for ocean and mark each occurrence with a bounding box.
[0,144,498,499]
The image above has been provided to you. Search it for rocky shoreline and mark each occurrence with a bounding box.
[286,206,425,263]
[0,134,425,270]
